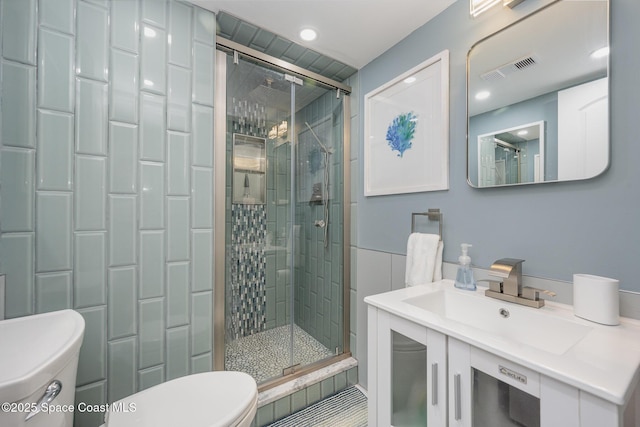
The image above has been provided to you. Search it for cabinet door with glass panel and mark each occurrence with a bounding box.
[371,310,447,426]
[448,338,582,427]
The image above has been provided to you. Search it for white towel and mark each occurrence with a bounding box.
[434,240,444,281]
[405,233,442,287]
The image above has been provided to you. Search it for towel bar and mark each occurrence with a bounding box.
[411,208,443,240]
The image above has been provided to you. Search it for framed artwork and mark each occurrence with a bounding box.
[364,50,449,196]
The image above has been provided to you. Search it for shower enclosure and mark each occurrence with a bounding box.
[214,41,351,388]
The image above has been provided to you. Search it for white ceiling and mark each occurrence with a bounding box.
[468,0,608,116]
[189,0,457,69]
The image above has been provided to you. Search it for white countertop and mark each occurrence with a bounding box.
[364,279,640,405]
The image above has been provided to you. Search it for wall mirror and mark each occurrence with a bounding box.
[467,0,609,188]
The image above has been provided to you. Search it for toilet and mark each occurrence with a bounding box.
[102,371,258,427]
[0,309,85,427]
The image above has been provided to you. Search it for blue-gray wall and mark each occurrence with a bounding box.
[356,0,640,292]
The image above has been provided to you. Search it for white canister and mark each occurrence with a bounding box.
[573,274,620,325]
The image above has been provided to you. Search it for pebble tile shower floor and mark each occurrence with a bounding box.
[225,325,334,383]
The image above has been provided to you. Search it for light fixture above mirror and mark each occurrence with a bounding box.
[470,0,526,17]
[470,0,501,17]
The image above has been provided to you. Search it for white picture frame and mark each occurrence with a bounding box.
[364,50,449,196]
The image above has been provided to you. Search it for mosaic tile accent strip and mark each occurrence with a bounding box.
[266,386,367,427]
[230,204,267,338]
[226,324,334,384]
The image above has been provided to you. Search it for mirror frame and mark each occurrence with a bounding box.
[466,0,610,188]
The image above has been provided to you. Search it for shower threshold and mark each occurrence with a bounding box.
[225,324,334,384]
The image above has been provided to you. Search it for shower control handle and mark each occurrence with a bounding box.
[314,220,326,228]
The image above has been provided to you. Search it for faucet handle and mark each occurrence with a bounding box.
[490,280,503,293]
[477,279,503,293]
[522,286,556,301]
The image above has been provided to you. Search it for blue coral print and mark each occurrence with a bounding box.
[386,112,417,158]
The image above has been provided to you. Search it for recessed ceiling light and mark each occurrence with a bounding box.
[591,46,609,59]
[475,91,490,100]
[404,76,417,84]
[300,28,317,42]
[517,130,528,136]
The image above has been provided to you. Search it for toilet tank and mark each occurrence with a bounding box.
[0,310,85,427]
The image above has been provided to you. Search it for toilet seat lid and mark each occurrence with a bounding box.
[105,372,258,427]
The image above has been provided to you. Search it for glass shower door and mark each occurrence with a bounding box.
[224,54,294,384]
[222,51,345,385]
[292,92,345,367]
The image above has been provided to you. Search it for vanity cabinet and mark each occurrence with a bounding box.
[368,303,640,427]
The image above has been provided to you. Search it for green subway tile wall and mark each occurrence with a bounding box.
[0,1,216,426]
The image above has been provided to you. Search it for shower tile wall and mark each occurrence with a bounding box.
[294,90,344,353]
[225,96,273,338]
[225,88,344,350]
[225,94,291,335]
[0,1,215,426]
[266,140,292,329]
[230,203,267,338]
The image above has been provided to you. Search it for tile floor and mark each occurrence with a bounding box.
[266,386,367,427]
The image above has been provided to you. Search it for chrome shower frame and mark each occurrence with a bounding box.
[213,39,352,391]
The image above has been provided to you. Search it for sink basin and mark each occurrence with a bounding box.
[404,289,592,355]
[0,310,85,427]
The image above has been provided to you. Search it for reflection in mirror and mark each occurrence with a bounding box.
[467,0,609,188]
[477,121,544,186]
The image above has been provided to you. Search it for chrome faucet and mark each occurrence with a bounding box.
[485,258,556,308]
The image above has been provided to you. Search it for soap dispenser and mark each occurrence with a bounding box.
[455,243,477,291]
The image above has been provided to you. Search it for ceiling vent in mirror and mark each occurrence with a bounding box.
[480,54,539,81]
